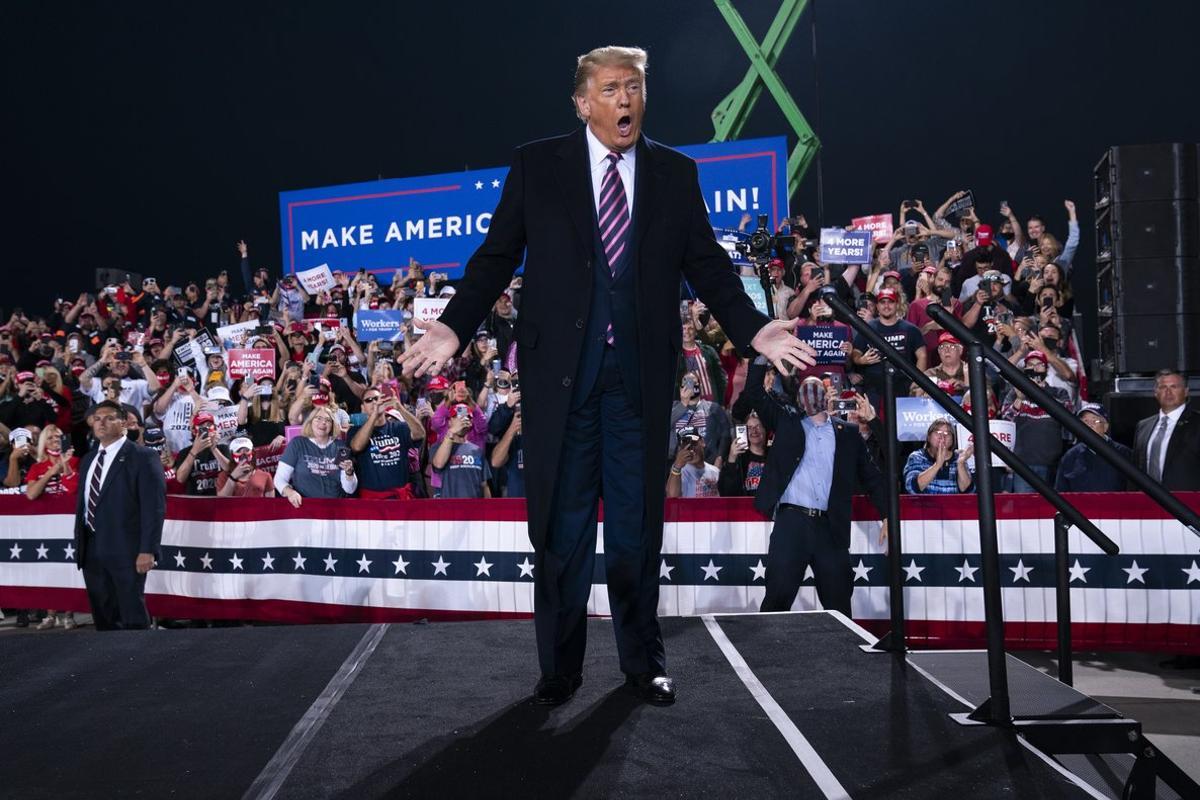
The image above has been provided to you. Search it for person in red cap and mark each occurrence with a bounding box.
[766,257,794,319]
[173,411,231,495]
[953,221,1014,297]
[906,263,963,367]
[851,286,926,403]
[920,332,969,396]
[1000,349,1073,493]
[0,370,57,432]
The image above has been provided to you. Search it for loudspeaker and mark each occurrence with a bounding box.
[1110,143,1199,203]
[1112,313,1200,373]
[1110,200,1200,259]
[1108,256,1200,315]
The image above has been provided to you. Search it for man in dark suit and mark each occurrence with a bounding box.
[74,399,166,630]
[740,363,888,615]
[1134,369,1200,492]
[401,46,813,705]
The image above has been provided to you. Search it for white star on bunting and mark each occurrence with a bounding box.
[323,553,338,572]
[293,552,307,571]
[261,552,275,571]
[1182,560,1200,585]
[751,559,768,582]
[659,559,675,580]
[954,559,978,583]
[200,552,213,570]
[63,544,75,561]
[230,553,244,571]
[35,543,49,559]
[432,555,450,576]
[517,557,534,578]
[491,178,500,188]
[474,180,483,190]
[1068,559,1090,584]
[9,543,21,559]
[1009,559,1033,583]
[1122,560,1148,585]
[474,557,493,577]
[701,559,723,581]
[173,551,186,568]
[356,554,373,574]
[392,554,410,575]
[851,559,872,583]
[903,559,925,582]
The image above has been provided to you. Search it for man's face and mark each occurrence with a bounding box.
[1155,373,1188,413]
[933,269,951,291]
[746,417,765,445]
[110,359,130,377]
[494,294,513,319]
[1080,411,1109,438]
[574,64,645,153]
[90,408,125,443]
[876,296,898,321]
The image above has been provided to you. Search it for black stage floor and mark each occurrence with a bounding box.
[1,612,1105,799]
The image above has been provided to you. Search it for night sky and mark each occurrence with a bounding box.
[6,0,1200,356]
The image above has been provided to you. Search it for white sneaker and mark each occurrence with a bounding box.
[62,615,78,631]
[35,617,56,631]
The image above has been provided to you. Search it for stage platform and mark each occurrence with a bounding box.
[0,612,1176,799]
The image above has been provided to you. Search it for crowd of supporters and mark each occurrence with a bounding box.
[0,191,1113,509]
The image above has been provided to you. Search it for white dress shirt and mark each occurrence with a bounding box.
[585,126,635,218]
[1149,404,1187,478]
[85,437,129,517]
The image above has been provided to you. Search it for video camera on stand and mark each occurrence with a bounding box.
[735,214,797,320]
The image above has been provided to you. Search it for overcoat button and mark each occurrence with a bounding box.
[575,318,584,328]
[562,377,572,387]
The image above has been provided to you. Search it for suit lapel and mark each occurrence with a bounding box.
[95,440,133,505]
[554,128,595,263]
[1163,410,1193,466]
[627,135,664,278]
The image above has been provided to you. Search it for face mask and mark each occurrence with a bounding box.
[798,378,825,416]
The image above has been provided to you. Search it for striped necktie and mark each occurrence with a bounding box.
[1147,416,1169,482]
[86,447,106,530]
[598,151,630,345]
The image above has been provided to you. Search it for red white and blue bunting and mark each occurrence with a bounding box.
[2,494,1198,652]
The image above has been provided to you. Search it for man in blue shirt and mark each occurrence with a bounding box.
[349,389,425,499]
[741,368,889,615]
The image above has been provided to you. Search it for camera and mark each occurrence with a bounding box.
[378,341,393,353]
[810,266,825,282]
[832,397,857,414]
[1041,295,1054,309]
[903,200,916,209]
[681,375,698,394]
[735,424,748,448]
[735,214,790,265]
[454,404,470,421]
[995,310,1014,327]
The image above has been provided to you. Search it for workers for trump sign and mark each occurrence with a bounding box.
[355,310,405,342]
[279,136,790,280]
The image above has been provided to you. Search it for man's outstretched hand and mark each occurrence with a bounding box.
[397,319,460,378]
[750,317,818,375]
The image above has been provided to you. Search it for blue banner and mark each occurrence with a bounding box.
[796,324,849,365]
[819,228,873,265]
[355,310,405,342]
[895,397,953,441]
[279,136,789,280]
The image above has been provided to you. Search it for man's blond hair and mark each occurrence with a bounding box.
[572,45,647,121]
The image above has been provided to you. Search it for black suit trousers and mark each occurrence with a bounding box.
[83,553,150,631]
[760,507,852,616]
[534,347,663,679]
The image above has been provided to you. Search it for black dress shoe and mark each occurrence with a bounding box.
[625,672,676,705]
[533,674,582,705]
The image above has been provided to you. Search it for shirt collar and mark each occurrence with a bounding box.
[585,125,637,172]
[1161,404,1187,424]
[100,437,126,460]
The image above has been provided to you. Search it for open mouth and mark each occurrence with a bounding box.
[617,115,632,137]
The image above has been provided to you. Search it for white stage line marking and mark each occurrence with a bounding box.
[701,614,851,800]
[242,623,389,800]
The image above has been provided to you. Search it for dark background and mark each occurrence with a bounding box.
[5,0,1199,359]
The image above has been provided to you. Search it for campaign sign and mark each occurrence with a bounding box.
[819,228,873,265]
[297,263,336,294]
[356,309,405,342]
[796,325,849,365]
[227,348,277,380]
[279,137,790,281]
[895,397,953,441]
[944,190,976,220]
[957,420,1016,469]
[740,276,770,317]
[413,297,450,334]
[850,213,894,243]
[216,320,261,350]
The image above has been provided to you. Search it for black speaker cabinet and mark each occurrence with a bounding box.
[1112,312,1200,373]
[1110,199,1199,259]
[1109,256,1200,315]
[1111,143,1199,203]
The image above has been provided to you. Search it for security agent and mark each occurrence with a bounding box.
[740,362,889,615]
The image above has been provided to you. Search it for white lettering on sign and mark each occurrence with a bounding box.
[303,214,493,249]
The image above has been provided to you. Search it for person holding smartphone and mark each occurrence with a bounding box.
[431,406,491,498]
[349,388,425,499]
[718,414,769,496]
